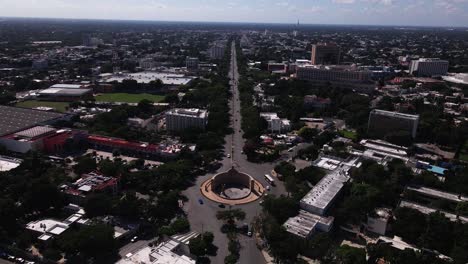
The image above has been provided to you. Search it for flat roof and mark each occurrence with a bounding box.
[301,156,361,213]
[406,186,468,203]
[167,108,208,118]
[0,105,65,137]
[50,84,84,89]
[116,239,196,264]
[102,71,194,85]
[399,200,468,224]
[0,155,22,171]
[301,165,349,211]
[371,109,419,121]
[284,210,333,238]
[14,126,56,139]
[39,88,91,96]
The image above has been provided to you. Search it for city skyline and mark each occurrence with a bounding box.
[1,0,468,27]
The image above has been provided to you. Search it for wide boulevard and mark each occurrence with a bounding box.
[183,42,289,263]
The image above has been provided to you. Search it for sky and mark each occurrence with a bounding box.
[0,0,468,27]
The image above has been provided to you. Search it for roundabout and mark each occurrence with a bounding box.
[200,168,265,205]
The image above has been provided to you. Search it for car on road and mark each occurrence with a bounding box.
[218,203,225,208]
[247,228,252,237]
[266,186,270,191]
[227,154,231,158]
[198,198,204,205]
[287,147,295,152]
[130,236,138,243]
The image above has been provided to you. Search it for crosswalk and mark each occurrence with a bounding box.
[171,231,200,245]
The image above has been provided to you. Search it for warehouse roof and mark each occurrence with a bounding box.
[0,105,65,137]
[38,88,91,96]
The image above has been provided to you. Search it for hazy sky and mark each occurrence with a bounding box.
[1,0,468,27]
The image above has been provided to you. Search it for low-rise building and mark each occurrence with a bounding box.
[62,172,119,203]
[116,239,196,264]
[303,95,331,110]
[260,113,291,134]
[283,210,334,239]
[0,126,86,154]
[26,204,89,242]
[0,155,22,171]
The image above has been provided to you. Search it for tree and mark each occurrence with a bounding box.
[393,207,427,244]
[456,202,468,216]
[298,127,318,142]
[189,232,216,259]
[262,195,299,223]
[59,224,118,263]
[216,209,246,229]
[335,245,366,264]
[84,193,113,218]
[420,212,454,254]
[73,156,97,175]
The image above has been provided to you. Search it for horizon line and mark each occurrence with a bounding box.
[1,16,468,29]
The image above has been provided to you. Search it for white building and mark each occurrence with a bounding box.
[409,58,449,77]
[283,210,334,239]
[260,113,291,134]
[366,208,392,235]
[166,108,209,132]
[101,72,194,86]
[443,73,468,85]
[284,156,361,238]
[299,161,352,215]
[0,155,22,171]
[116,239,195,264]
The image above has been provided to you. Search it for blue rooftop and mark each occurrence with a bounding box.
[428,165,447,176]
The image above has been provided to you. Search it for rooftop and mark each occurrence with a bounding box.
[371,109,420,121]
[14,126,56,139]
[301,157,360,213]
[0,155,23,171]
[167,108,208,118]
[38,88,91,96]
[116,239,195,264]
[0,105,65,137]
[284,210,334,238]
[406,186,468,203]
[102,71,194,86]
[399,200,468,224]
[50,84,86,89]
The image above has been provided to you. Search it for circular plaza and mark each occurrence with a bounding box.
[201,168,265,205]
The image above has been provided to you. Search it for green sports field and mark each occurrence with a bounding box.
[16,100,70,112]
[95,93,165,103]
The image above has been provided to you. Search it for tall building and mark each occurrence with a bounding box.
[368,109,420,139]
[185,57,199,71]
[166,108,208,132]
[296,65,374,92]
[209,45,226,60]
[409,58,449,77]
[311,43,341,65]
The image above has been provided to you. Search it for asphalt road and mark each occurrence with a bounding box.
[183,43,290,264]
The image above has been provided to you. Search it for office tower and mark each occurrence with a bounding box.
[311,43,341,65]
[409,58,449,77]
[368,109,420,139]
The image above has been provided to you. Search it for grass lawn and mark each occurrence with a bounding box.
[339,130,357,140]
[16,100,69,112]
[95,93,165,103]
